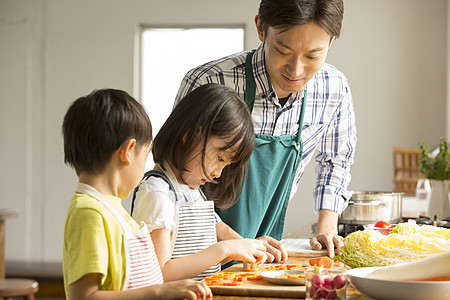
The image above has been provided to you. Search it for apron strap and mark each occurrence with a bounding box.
[296,90,307,144]
[131,170,179,214]
[244,50,257,112]
[76,182,131,233]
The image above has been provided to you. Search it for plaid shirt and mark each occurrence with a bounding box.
[174,43,357,214]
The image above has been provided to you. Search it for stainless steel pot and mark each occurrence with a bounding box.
[339,191,403,225]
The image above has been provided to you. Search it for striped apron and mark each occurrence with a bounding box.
[139,170,221,280]
[76,183,164,289]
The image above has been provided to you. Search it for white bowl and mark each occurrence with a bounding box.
[363,224,397,235]
[347,267,450,300]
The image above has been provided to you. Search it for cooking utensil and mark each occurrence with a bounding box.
[242,261,257,271]
[340,191,403,225]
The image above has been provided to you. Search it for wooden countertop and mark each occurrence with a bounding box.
[211,256,373,300]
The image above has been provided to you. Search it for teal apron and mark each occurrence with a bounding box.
[218,50,306,241]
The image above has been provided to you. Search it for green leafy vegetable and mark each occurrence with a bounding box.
[334,223,450,268]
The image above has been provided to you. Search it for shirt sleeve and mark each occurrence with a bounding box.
[65,207,109,286]
[133,178,176,232]
[313,79,357,214]
[174,69,205,106]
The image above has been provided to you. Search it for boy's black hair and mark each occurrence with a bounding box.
[62,89,152,175]
[152,83,255,210]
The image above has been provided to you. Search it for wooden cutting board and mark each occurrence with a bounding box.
[208,240,336,298]
[282,238,332,257]
[209,262,307,298]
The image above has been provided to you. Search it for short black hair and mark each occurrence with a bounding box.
[62,89,152,175]
[153,83,255,209]
[258,0,344,38]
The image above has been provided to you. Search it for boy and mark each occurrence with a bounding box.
[62,88,211,299]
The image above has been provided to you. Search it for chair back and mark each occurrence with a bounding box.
[393,147,423,195]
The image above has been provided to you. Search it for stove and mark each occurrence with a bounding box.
[404,215,450,227]
[336,215,450,237]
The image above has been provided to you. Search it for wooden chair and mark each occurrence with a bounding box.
[0,209,39,300]
[393,147,423,195]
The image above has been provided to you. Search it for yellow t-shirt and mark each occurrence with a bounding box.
[63,193,140,299]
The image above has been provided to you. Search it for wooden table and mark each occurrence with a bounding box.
[211,256,373,300]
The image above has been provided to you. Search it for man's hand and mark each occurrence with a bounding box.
[256,235,288,263]
[309,210,345,258]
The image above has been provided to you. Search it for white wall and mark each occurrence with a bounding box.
[1,0,448,262]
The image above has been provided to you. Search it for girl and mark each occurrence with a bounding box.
[132,83,266,281]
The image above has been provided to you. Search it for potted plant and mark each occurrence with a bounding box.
[418,138,450,219]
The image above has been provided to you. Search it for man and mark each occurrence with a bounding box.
[174,0,357,260]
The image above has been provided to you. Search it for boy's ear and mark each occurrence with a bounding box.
[119,139,137,166]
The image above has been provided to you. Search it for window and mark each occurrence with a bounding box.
[140,27,244,169]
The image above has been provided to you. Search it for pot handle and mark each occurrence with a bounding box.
[348,200,386,206]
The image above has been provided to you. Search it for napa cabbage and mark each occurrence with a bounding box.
[334,223,450,268]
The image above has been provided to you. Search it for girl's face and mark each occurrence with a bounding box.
[178,136,236,189]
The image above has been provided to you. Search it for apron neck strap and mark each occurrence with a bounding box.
[76,182,131,232]
[245,50,257,112]
[296,90,307,143]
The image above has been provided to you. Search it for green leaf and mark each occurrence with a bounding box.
[418,138,450,180]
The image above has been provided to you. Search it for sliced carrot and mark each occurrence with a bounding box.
[287,274,305,279]
[246,274,263,281]
[234,276,247,283]
[235,272,256,277]
[286,264,304,270]
[309,256,333,268]
[223,281,244,286]
[215,272,234,276]
[205,280,224,286]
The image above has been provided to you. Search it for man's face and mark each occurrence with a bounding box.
[256,17,334,98]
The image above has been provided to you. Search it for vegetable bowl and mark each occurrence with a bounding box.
[364,221,396,235]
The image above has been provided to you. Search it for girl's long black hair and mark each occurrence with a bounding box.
[152,83,254,210]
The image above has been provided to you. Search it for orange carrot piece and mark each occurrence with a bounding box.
[247,274,263,281]
[286,264,304,270]
[223,281,244,286]
[205,280,224,286]
[309,256,333,268]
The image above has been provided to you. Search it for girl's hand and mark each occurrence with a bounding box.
[70,274,212,300]
[256,235,288,263]
[220,238,266,263]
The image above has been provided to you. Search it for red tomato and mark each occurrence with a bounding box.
[374,221,391,228]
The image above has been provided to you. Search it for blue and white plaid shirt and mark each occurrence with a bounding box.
[174,43,357,214]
